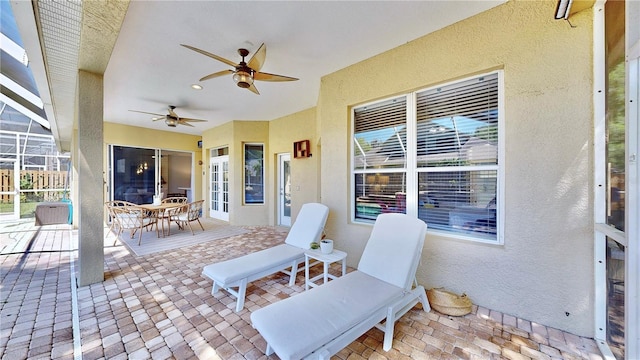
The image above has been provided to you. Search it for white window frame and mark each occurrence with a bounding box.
[243,143,265,205]
[351,70,504,244]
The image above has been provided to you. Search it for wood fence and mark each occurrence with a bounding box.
[0,169,69,203]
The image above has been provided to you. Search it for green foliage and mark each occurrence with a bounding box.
[607,61,625,172]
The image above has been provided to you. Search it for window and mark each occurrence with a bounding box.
[244,144,264,204]
[352,72,502,243]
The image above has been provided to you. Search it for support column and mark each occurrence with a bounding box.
[77,70,104,286]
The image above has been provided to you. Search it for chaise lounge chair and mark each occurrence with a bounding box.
[251,213,430,360]
[201,202,329,312]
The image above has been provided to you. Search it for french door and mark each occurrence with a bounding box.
[278,153,291,226]
[210,155,229,221]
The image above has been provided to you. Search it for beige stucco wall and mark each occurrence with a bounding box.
[103,122,203,202]
[202,121,270,225]
[201,111,321,226]
[268,107,321,224]
[318,1,594,336]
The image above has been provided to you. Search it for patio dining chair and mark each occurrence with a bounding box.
[105,200,136,240]
[171,199,205,235]
[161,196,188,204]
[111,205,158,245]
[157,196,189,233]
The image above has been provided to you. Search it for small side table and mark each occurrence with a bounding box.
[305,247,347,290]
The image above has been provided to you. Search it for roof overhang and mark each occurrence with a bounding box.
[10,0,129,152]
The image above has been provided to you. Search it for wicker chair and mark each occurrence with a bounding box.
[157,197,189,234]
[161,197,188,204]
[171,200,205,235]
[111,206,158,245]
[105,200,136,240]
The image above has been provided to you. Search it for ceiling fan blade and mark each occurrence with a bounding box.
[200,69,233,82]
[167,107,178,118]
[152,116,166,121]
[180,117,208,123]
[129,110,165,117]
[248,83,260,95]
[247,43,266,72]
[253,71,299,82]
[180,44,237,67]
[178,121,195,127]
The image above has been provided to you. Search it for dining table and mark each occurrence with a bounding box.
[137,202,184,237]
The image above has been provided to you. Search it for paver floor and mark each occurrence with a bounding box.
[1,220,603,359]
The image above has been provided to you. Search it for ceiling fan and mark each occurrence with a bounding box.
[181,43,298,95]
[129,105,207,128]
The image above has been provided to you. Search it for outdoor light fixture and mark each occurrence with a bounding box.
[233,70,254,88]
[165,118,178,127]
[555,0,573,20]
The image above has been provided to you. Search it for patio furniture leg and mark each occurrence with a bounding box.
[235,279,247,312]
[138,226,144,245]
[265,344,274,356]
[113,228,124,246]
[288,261,298,286]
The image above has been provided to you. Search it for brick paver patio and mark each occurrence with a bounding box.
[1,219,603,359]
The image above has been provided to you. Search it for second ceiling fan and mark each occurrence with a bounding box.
[129,105,207,128]
[181,43,298,95]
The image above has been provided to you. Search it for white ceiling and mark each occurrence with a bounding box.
[104,1,506,135]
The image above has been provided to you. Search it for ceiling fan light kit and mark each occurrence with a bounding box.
[233,70,254,88]
[165,118,178,127]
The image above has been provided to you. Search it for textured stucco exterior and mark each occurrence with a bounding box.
[197,0,595,336]
[268,108,320,224]
[202,112,321,226]
[202,121,271,225]
[77,71,106,286]
[318,1,594,336]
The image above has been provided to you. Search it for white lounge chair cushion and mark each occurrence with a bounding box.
[284,202,329,248]
[202,244,304,285]
[358,213,427,289]
[251,271,403,360]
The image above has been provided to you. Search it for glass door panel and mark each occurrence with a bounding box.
[606,238,625,359]
[278,153,291,226]
[112,146,156,204]
[210,155,229,221]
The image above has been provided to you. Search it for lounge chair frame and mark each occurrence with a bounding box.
[202,202,329,312]
[251,213,430,360]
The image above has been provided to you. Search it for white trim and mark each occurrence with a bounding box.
[0,93,49,129]
[625,53,640,360]
[496,70,506,245]
[0,33,28,65]
[592,1,608,347]
[277,153,291,226]
[0,73,43,108]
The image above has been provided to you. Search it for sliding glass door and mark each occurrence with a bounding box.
[108,145,193,205]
